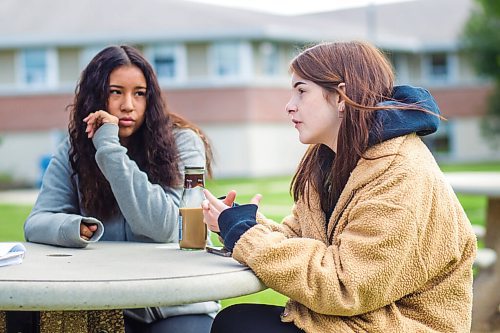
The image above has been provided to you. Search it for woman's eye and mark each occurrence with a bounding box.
[110,89,121,95]
[298,89,305,94]
[136,90,146,97]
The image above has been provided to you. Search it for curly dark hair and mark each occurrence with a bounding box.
[68,45,212,220]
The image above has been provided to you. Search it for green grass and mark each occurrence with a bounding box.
[1,161,498,308]
[0,205,31,242]
[440,162,500,173]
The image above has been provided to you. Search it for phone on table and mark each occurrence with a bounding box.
[206,245,232,257]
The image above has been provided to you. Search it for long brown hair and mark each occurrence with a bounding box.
[68,45,212,220]
[290,41,396,215]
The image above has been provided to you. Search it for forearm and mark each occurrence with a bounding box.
[25,212,102,248]
[93,124,180,242]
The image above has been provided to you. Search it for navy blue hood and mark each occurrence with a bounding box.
[368,85,440,146]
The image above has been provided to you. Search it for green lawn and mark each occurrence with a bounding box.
[0,205,31,242]
[1,162,498,308]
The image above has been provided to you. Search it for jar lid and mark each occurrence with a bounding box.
[185,166,205,174]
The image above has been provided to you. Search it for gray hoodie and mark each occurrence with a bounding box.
[24,123,220,321]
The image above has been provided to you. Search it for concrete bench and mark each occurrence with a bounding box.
[446,172,500,331]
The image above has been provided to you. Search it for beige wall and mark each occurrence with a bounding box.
[186,43,208,78]
[0,122,306,184]
[58,48,80,85]
[0,130,63,183]
[194,122,306,178]
[5,116,500,185]
[406,53,422,83]
[252,41,263,76]
[451,118,500,162]
[0,50,16,85]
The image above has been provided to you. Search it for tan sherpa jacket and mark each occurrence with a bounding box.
[232,134,476,333]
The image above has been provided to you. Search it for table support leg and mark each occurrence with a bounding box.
[87,310,125,333]
[472,198,500,332]
[39,310,125,333]
[0,311,5,333]
[484,198,500,250]
[40,311,87,333]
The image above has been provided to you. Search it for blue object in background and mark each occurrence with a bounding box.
[37,154,52,188]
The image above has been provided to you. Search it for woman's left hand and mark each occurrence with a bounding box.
[83,110,119,139]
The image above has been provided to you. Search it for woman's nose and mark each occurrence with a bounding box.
[121,94,134,112]
[286,101,297,114]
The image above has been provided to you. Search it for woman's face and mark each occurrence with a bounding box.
[286,72,343,151]
[107,65,147,143]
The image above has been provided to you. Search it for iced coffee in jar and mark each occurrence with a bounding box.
[178,166,207,250]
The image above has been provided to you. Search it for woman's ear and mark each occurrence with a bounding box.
[336,83,346,118]
[336,83,346,103]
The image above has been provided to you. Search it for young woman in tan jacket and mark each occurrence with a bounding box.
[202,41,476,333]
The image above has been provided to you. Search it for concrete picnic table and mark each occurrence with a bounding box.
[445,172,500,332]
[0,241,266,333]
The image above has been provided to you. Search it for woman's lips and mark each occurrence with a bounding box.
[119,118,134,127]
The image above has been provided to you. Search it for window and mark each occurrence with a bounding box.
[209,41,253,81]
[152,46,176,79]
[146,45,185,83]
[20,49,57,87]
[260,42,279,76]
[424,52,452,84]
[430,53,448,77]
[211,42,241,77]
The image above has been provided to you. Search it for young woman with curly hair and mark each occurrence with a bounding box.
[24,45,216,333]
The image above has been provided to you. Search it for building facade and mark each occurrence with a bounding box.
[0,0,496,185]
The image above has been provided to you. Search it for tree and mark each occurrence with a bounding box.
[462,0,500,145]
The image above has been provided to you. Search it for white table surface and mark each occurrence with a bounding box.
[0,242,266,311]
[445,172,500,197]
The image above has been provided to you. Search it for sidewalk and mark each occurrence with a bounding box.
[0,189,39,205]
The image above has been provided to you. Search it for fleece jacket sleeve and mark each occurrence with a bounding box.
[231,168,438,317]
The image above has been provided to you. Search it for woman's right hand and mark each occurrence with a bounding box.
[80,222,98,241]
[202,189,236,233]
[83,110,119,139]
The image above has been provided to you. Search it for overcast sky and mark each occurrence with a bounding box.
[184,0,415,15]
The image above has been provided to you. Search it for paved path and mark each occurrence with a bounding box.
[0,189,39,205]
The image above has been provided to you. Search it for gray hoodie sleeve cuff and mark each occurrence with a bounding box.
[60,217,104,248]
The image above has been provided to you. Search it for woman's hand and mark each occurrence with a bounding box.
[202,189,262,233]
[83,110,119,139]
[202,189,235,232]
[80,222,98,241]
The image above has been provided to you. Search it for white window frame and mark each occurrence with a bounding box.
[145,44,186,85]
[209,41,253,83]
[17,48,58,89]
[422,52,457,85]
